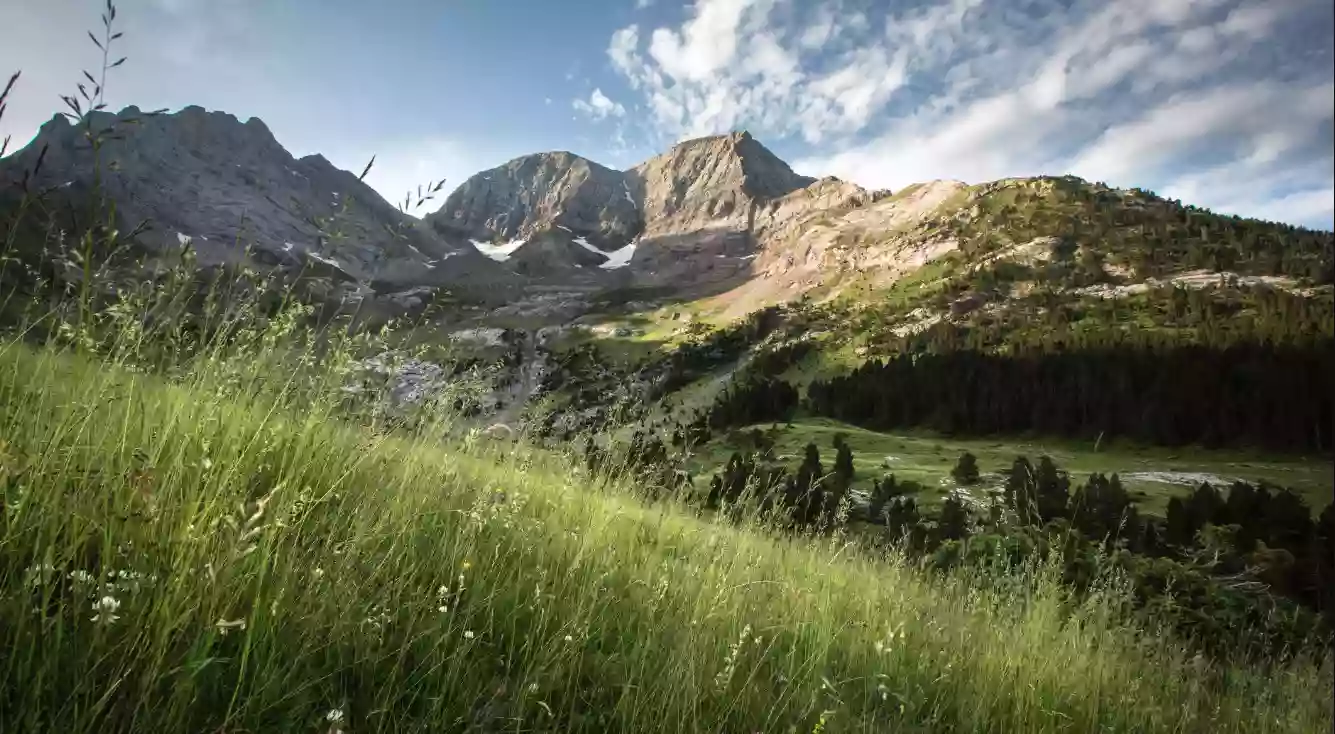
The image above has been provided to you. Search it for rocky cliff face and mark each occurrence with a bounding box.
[629,131,815,237]
[427,151,641,251]
[0,105,517,304]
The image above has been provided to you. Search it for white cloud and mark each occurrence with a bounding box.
[606,0,972,145]
[573,88,626,120]
[596,0,1331,227]
[647,0,756,83]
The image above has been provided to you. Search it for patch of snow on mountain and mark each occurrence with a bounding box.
[599,241,636,269]
[572,236,609,259]
[470,238,528,262]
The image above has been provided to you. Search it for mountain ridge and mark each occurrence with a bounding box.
[3,104,1331,329]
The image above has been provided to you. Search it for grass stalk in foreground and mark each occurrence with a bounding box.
[0,338,1330,734]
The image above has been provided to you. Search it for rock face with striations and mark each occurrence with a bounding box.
[629,131,815,237]
[623,131,818,284]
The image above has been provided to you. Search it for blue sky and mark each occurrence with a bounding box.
[2,0,1332,228]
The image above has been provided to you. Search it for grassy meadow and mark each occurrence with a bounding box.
[694,418,1335,513]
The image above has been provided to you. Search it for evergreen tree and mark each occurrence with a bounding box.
[1034,456,1070,523]
[936,496,971,543]
[951,451,981,485]
[868,474,898,524]
[790,442,826,527]
[1005,457,1038,526]
[832,433,855,487]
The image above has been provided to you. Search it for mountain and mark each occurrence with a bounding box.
[3,106,1331,332]
[0,105,521,317]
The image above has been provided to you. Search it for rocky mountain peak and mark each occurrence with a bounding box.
[426,150,640,251]
[1,104,516,304]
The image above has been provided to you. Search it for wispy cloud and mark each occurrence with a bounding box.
[604,0,1335,227]
[573,88,627,120]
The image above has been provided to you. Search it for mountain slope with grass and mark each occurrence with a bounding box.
[1,338,1330,733]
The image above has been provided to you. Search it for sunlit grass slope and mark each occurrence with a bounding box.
[0,343,1330,733]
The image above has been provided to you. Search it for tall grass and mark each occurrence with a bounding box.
[0,322,1331,732]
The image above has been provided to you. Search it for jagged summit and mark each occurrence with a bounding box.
[422,129,824,279]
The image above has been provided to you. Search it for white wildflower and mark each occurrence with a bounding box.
[325,707,345,723]
[91,595,121,625]
[463,630,475,640]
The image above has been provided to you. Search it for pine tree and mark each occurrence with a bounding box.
[1005,456,1038,526]
[936,496,971,543]
[1034,456,1070,523]
[951,451,980,485]
[832,433,855,487]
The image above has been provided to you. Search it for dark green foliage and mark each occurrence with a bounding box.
[705,377,798,430]
[950,451,980,484]
[807,343,1333,452]
[1069,473,1139,547]
[650,306,787,397]
[946,179,1334,283]
[935,495,971,543]
[831,433,854,488]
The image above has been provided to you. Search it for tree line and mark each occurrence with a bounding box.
[806,342,1333,452]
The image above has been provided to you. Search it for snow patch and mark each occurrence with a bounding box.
[470,238,528,262]
[571,236,609,259]
[599,241,636,269]
[556,225,572,232]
